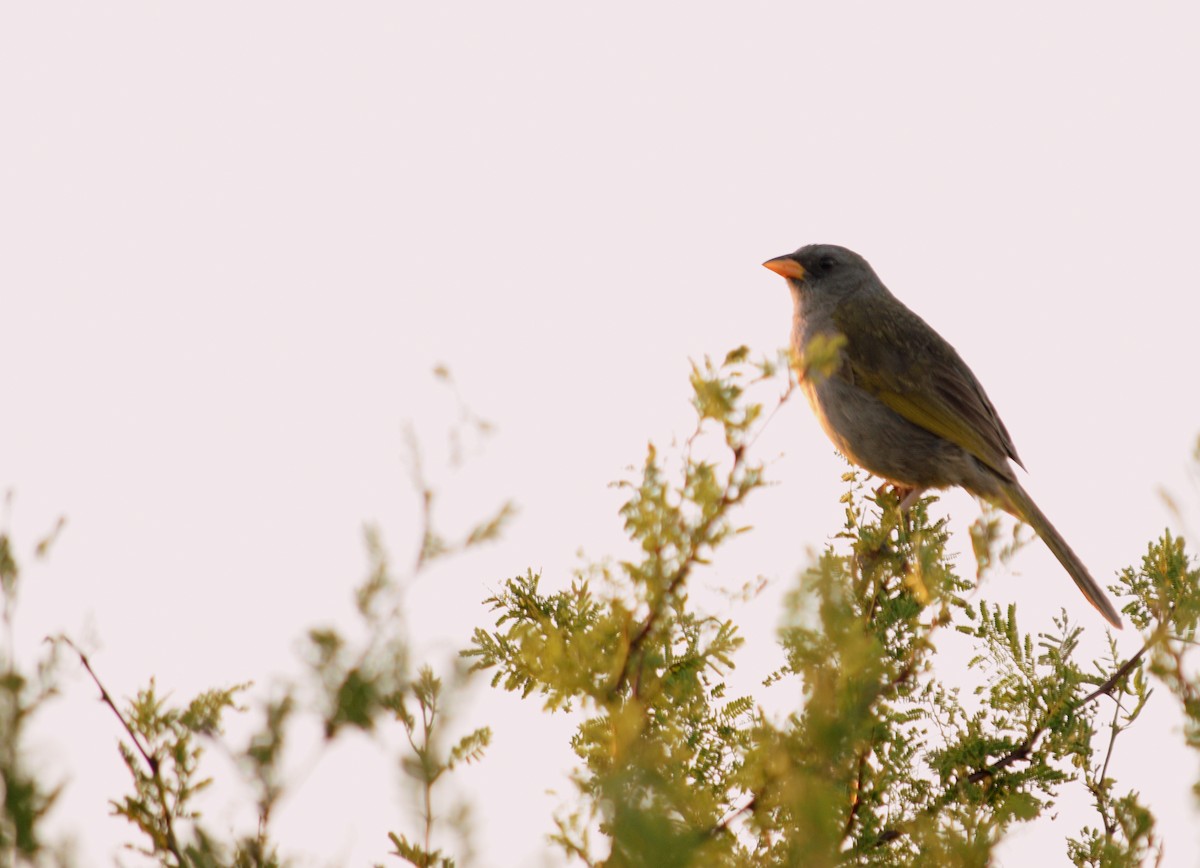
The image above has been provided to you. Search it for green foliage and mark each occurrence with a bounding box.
[387,667,491,868]
[0,502,65,863]
[793,332,848,385]
[7,354,1200,867]
[467,349,782,867]
[469,348,1200,867]
[107,678,253,866]
[50,370,503,866]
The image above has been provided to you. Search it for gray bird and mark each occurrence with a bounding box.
[763,243,1121,628]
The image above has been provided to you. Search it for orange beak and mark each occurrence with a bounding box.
[762,256,806,280]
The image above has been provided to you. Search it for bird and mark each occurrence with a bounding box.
[763,243,1122,628]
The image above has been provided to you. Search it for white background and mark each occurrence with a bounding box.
[2,3,1199,865]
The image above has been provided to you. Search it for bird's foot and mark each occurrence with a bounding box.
[875,483,925,513]
[896,486,926,513]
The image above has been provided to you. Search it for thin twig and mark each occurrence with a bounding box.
[740,376,795,456]
[877,623,1164,845]
[608,362,791,697]
[609,446,749,697]
[1078,626,1163,707]
[1091,686,1126,838]
[59,636,156,772]
[58,635,186,866]
[709,796,756,839]
[843,749,869,839]
[965,624,1163,787]
[966,730,1041,784]
[1098,688,1124,793]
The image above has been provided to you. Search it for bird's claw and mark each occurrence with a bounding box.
[875,483,923,513]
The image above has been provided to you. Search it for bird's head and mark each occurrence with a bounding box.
[762,244,880,303]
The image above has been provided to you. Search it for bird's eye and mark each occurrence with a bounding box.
[818,256,837,272]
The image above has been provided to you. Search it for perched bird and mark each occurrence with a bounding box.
[763,243,1121,628]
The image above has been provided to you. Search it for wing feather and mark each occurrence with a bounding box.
[832,299,1022,480]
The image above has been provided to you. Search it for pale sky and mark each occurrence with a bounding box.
[3,3,1199,866]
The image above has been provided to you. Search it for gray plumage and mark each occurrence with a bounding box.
[765,243,1121,628]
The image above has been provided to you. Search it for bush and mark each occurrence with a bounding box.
[5,351,1199,866]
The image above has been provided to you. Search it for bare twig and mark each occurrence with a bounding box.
[58,635,186,866]
[1077,617,1173,710]
[1089,686,1126,839]
[966,730,1041,784]
[709,796,756,839]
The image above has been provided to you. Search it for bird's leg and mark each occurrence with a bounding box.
[874,483,924,513]
[870,483,915,543]
[883,485,926,580]
[896,486,926,513]
[862,483,919,578]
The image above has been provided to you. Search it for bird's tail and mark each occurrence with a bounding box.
[999,479,1123,629]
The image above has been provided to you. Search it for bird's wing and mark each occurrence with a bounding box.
[832,301,1022,479]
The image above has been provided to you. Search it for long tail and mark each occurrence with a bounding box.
[999,480,1123,629]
